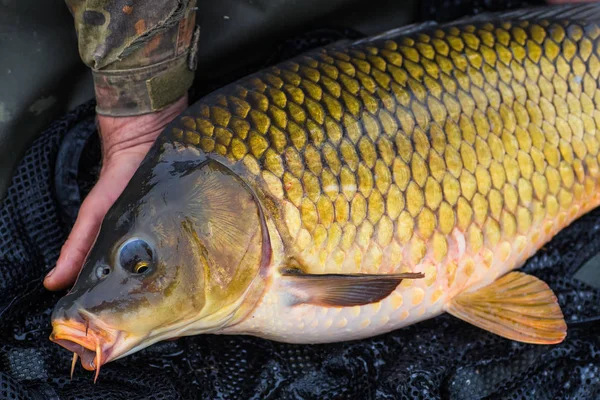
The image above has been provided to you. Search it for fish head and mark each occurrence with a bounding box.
[50,142,271,375]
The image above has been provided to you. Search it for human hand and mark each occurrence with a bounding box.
[43,96,188,291]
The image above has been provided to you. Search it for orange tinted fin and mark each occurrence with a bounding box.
[281,270,424,307]
[447,272,567,344]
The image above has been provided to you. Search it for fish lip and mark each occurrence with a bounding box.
[49,318,121,371]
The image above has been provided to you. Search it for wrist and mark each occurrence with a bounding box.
[93,46,198,117]
[97,95,188,165]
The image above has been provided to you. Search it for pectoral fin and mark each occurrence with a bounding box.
[281,269,424,307]
[447,272,567,344]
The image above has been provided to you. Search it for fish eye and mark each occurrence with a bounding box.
[119,239,154,275]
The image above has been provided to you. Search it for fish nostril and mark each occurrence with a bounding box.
[50,305,66,321]
[95,265,111,280]
[51,297,86,323]
[52,296,77,320]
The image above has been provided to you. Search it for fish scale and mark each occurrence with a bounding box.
[162,13,600,342]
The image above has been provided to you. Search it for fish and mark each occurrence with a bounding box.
[49,3,600,380]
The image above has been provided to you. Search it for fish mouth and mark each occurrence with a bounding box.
[49,317,122,382]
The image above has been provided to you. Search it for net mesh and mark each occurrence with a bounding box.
[0,2,599,399]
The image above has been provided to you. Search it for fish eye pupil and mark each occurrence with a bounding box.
[134,261,149,274]
[119,239,154,275]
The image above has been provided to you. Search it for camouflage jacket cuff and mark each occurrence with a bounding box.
[66,0,201,116]
[92,37,198,117]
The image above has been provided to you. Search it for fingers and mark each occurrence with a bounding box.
[44,156,140,291]
[43,176,119,291]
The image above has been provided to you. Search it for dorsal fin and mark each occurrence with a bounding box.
[353,3,600,46]
[352,21,438,45]
[447,3,600,26]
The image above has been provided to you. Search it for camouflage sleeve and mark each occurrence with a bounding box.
[65,0,200,116]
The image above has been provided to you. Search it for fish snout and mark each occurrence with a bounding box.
[50,305,121,380]
[50,293,83,323]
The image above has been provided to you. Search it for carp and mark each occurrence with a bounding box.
[50,4,600,380]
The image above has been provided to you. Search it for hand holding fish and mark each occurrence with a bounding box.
[43,96,188,291]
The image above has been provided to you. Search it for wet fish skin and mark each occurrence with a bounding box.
[164,8,598,341]
[49,5,600,374]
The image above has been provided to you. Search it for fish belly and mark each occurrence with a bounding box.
[169,11,600,342]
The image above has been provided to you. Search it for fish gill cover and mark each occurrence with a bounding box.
[0,1,600,399]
